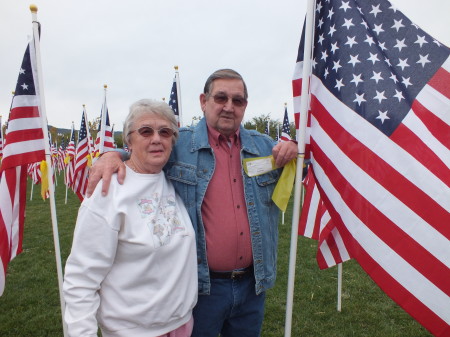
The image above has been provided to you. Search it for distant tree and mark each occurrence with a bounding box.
[88,117,100,140]
[243,114,281,140]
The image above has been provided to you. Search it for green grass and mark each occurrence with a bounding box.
[0,175,431,336]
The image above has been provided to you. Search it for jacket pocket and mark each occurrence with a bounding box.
[255,170,280,206]
[166,164,197,208]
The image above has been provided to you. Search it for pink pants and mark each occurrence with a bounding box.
[158,316,194,337]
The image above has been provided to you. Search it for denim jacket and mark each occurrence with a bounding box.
[165,118,280,295]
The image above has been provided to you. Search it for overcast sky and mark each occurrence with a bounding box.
[1,0,449,132]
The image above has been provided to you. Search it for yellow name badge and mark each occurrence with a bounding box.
[243,156,277,177]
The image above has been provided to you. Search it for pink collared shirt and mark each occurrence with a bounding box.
[201,126,253,271]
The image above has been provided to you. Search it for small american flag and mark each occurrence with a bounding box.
[0,36,46,295]
[294,0,450,335]
[64,123,76,188]
[280,105,292,142]
[72,108,92,201]
[93,89,115,159]
[169,68,181,127]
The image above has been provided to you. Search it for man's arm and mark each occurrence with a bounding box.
[86,152,127,197]
[272,140,298,167]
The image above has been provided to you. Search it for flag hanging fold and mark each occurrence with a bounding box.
[0,35,46,295]
[294,0,450,336]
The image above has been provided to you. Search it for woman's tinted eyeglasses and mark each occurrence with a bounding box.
[128,126,175,138]
[210,94,247,107]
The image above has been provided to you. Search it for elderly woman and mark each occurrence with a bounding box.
[63,99,197,337]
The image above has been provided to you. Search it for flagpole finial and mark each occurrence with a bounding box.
[104,84,107,89]
[162,97,166,101]
[12,91,15,95]
[30,4,38,13]
[284,102,287,106]
[174,65,178,71]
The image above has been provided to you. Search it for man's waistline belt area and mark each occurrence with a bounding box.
[209,266,254,280]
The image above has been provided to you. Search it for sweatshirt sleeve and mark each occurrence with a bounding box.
[63,204,119,336]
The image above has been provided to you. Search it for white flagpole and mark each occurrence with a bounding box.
[65,121,74,205]
[284,0,316,336]
[337,263,343,311]
[175,66,183,127]
[30,180,34,200]
[97,85,107,159]
[30,5,68,336]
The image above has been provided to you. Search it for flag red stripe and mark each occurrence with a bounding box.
[292,78,302,98]
[428,67,450,99]
[311,96,450,237]
[311,137,450,295]
[8,106,40,120]
[5,129,44,144]
[1,150,46,172]
[390,123,450,186]
[411,100,450,150]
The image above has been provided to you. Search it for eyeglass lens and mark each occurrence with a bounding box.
[212,94,247,107]
[136,126,174,138]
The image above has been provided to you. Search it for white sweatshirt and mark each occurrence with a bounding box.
[63,167,198,337]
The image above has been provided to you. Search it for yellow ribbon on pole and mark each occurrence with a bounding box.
[272,159,296,212]
[40,160,49,200]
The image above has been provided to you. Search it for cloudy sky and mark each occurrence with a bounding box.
[1,0,449,131]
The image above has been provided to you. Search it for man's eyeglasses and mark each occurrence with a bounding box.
[210,93,247,107]
[128,126,175,138]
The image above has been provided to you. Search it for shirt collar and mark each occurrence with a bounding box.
[207,124,240,147]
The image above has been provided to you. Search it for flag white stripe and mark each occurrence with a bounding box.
[5,140,46,155]
[312,115,450,267]
[319,240,335,267]
[312,75,450,208]
[9,168,22,260]
[6,117,43,133]
[303,186,321,238]
[402,111,450,167]
[313,159,450,323]
[331,228,351,261]
[10,95,40,109]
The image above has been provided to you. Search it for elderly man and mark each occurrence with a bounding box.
[87,69,297,337]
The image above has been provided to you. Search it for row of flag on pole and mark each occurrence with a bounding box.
[291,0,449,336]
[0,8,184,307]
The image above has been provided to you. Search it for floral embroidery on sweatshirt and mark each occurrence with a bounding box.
[138,194,184,248]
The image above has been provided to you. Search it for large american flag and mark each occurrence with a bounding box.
[72,108,92,201]
[0,38,46,295]
[293,0,450,335]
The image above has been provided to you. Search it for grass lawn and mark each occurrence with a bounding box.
[0,174,432,336]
